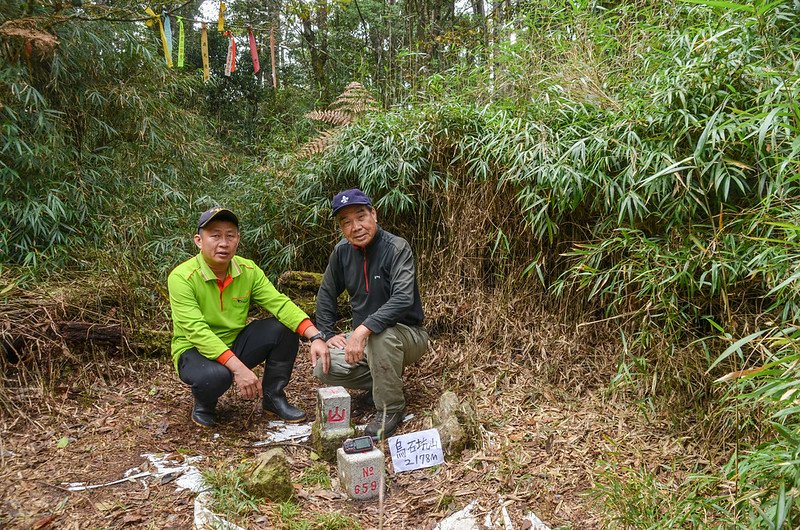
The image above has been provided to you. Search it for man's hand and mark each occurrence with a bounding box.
[345,325,371,365]
[309,338,330,374]
[326,334,347,349]
[225,356,262,399]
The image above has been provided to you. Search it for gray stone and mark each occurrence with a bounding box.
[336,447,384,500]
[245,448,294,502]
[432,391,479,458]
[437,415,468,456]
[312,386,355,462]
[317,386,352,432]
[432,391,461,425]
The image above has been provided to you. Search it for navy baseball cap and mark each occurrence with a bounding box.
[331,189,372,216]
[197,207,239,232]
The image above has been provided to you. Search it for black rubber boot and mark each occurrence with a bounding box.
[262,359,306,423]
[191,400,217,428]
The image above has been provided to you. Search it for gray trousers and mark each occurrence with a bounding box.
[313,324,428,413]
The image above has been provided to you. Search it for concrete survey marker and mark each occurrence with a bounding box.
[312,386,355,461]
[317,386,352,431]
[336,446,384,500]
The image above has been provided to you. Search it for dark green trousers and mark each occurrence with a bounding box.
[313,324,428,413]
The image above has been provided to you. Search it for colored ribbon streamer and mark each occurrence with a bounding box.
[248,28,260,75]
[177,16,185,67]
[163,11,173,62]
[270,27,277,88]
[224,31,236,77]
[144,7,156,28]
[201,23,210,82]
[217,2,226,32]
[144,7,172,68]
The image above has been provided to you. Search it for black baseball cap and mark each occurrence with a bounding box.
[197,207,239,232]
[331,189,372,216]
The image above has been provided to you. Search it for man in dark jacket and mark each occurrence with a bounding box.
[312,189,428,439]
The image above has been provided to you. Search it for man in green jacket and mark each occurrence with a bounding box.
[168,207,329,427]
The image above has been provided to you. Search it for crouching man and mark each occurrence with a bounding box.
[312,189,429,439]
[168,207,329,427]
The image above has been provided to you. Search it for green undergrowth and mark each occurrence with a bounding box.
[202,462,355,527]
[5,0,800,526]
[201,464,261,523]
[299,464,333,489]
[592,462,739,528]
[274,501,362,530]
[290,1,800,526]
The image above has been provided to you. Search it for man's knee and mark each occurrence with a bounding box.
[313,349,344,382]
[367,328,402,352]
[246,318,295,343]
[313,348,372,391]
[236,318,298,366]
[366,325,426,368]
[188,362,233,402]
[314,368,343,388]
[366,328,405,365]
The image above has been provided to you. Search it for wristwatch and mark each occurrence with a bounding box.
[308,331,326,343]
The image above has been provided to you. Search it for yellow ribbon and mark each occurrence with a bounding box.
[177,16,185,67]
[145,7,172,68]
[144,8,156,27]
[217,2,226,32]
[201,23,210,82]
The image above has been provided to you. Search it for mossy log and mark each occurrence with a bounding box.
[277,271,324,317]
[1,281,171,365]
[58,322,122,344]
[130,328,172,355]
[55,322,170,355]
[276,270,350,322]
[277,271,324,293]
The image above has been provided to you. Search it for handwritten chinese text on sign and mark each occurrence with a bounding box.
[388,428,444,473]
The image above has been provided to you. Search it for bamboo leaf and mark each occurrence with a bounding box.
[679,0,755,11]
[767,269,800,296]
[708,329,771,373]
[756,0,790,16]
[758,107,783,152]
[695,105,726,160]
[715,365,769,383]
[771,422,800,445]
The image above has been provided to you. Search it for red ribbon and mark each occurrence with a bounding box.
[248,28,260,75]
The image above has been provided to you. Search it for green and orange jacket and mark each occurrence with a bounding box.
[167,254,312,372]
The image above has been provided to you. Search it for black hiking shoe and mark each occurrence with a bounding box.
[191,401,217,428]
[365,409,405,439]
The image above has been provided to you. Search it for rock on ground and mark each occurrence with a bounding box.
[245,448,294,502]
[432,391,479,457]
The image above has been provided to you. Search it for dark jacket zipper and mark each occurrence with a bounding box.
[362,249,369,293]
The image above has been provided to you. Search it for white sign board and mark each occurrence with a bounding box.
[388,428,444,472]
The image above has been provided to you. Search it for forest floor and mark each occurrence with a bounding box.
[0,337,715,529]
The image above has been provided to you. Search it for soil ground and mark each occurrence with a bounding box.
[0,338,711,529]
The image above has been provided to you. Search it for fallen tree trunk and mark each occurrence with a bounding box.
[2,322,171,364]
[58,322,122,345]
